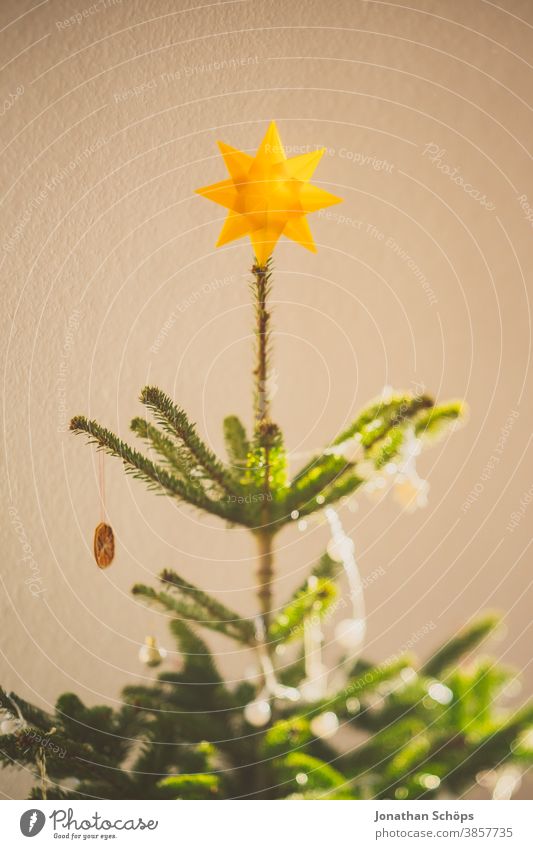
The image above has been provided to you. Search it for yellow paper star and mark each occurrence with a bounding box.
[196,122,342,265]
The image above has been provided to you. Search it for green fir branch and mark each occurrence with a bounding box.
[132,584,251,645]
[414,400,465,442]
[333,392,434,447]
[69,416,249,526]
[284,394,464,521]
[157,773,220,799]
[422,614,500,678]
[268,577,338,644]
[169,619,222,683]
[300,656,412,722]
[130,417,201,484]
[140,386,240,498]
[295,472,364,518]
[274,752,346,793]
[159,569,256,643]
[0,689,52,731]
[223,415,250,473]
[292,552,340,596]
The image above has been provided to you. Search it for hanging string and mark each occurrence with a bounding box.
[93,451,115,569]
[98,450,106,524]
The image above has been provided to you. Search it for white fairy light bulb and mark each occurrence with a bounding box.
[310,711,339,740]
[419,773,441,791]
[476,769,497,789]
[346,697,360,714]
[326,534,354,563]
[138,635,167,668]
[427,681,453,705]
[392,426,429,512]
[0,705,24,736]
[243,699,271,727]
[393,476,429,512]
[492,766,522,800]
[400,667,418,684]
[0,717,20,735]
[326,538,342,562]
[334,617,366,651]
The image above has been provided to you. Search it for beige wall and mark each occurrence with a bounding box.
[1,0,532,798]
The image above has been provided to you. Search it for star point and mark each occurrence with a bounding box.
[196,121,342,265]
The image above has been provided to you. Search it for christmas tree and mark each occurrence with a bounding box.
[1,123,531,801]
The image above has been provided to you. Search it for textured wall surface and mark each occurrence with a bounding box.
[1,0,532,798]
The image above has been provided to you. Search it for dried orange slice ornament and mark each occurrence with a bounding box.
[93,522,115,568]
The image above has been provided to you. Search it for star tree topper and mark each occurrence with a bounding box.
[196,122,342,265]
